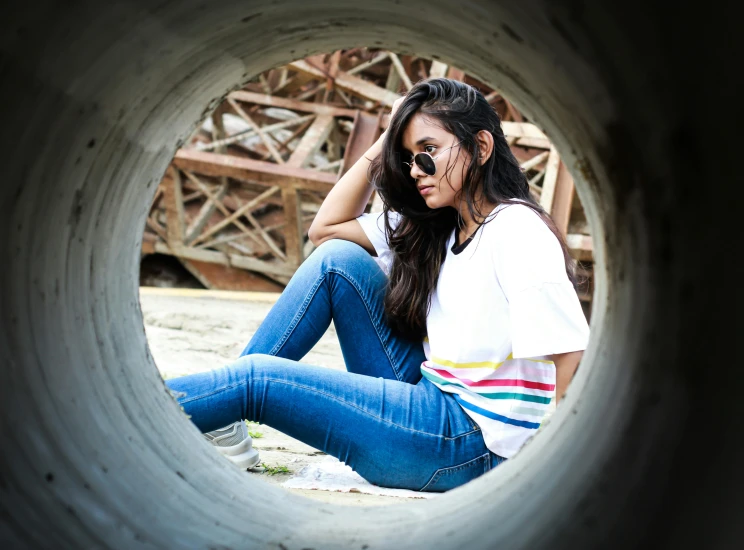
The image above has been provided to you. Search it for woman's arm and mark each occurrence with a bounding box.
[308,97,404,251]
[551,350,583,404]
[307,131,386,251]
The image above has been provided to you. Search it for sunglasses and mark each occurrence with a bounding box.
[402,141,463,176]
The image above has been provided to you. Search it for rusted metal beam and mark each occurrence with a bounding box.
[539,145,561,214]
[550,160,575,237]
[163,167,185,246]
[287,114,335,168]
[181,171,265,251]
[501,121,549,141]
[281,187,304,266]
[539,146,575,237]
[153,241,296,277]
[228,90,356,118]
[289,60,400,107]
[446,67,466,81]
[184,179,228,245]
[389,53,413,91]
[191,185,281,246]
[173,149,337,193]
[566,234,593,262]
[341,111,383,176]
[429,60,448,78]
[346,52,389,75]
[227,98,286,164]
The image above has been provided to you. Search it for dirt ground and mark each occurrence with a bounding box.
[140,287,423,506]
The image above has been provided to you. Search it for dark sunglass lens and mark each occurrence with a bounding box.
[415,153,436,176]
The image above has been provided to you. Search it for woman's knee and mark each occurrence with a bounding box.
[228,353,277,378]
[306,238,375,273]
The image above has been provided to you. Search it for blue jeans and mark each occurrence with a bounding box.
[166,239,505,491]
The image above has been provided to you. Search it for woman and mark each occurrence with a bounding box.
[166,78,589,492]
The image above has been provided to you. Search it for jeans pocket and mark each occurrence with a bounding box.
[420,453,491,492]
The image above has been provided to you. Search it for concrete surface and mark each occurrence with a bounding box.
[1,1,739,548]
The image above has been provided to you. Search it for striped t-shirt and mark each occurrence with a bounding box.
[357,203,590,458]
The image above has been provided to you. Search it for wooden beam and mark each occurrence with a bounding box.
[153,241,296,278]
[181,171,264,250]
[228,90,356,118]
[281,187,304,266]
[551,160,576,237]
[446,67,466,81]
[191,185,281,246]
[539,146,561,214]
[324,50,342,103]
[484,90,502,104]
[287,114,335,168]
[289,60,400,107]
[178,259,286,292]
[429,61,448,79]
[146,216,167,241]
[389,53,413,91]
[195,114,315,152]
[347,52,389,75]
[503,98,524,122]
[385,62,401,93]
[528,170,545,198]
[566,234,593,262]
[227,98,285,164]
[519,150,549,172]
[173,149,337,193]
[260,117,315,161]
[513,137,552,150]
[195,231,253,251]
[163,167,185,246]
[184,179,228,245]
[243,209,287,261]
[501,121,549,141]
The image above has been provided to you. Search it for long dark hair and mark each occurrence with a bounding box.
[368,78,576,340]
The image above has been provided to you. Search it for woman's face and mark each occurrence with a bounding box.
[400,113,470,210]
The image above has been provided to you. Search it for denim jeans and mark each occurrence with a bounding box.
[166,239,505,492]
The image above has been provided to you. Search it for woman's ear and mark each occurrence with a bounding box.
[475,130,494,165]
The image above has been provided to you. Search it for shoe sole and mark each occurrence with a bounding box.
[225,447,260,470]
[212,438,260,470]
[213,437,253,457]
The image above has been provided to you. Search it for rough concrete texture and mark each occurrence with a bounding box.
[1,1,740,548]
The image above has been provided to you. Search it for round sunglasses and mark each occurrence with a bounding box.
[402,141,463,176]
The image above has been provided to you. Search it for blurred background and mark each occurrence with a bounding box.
[139,48,594,320]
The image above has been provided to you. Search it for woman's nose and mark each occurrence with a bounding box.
[409,161,426,179]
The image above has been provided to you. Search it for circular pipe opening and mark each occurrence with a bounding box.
[2,2,734,548]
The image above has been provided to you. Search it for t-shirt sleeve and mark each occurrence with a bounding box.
[491,205,590,359]
[356,210,401,275]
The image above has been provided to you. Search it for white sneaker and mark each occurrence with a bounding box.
[204,422,260,470]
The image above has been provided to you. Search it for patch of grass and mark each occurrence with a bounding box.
[261,462,292,476]
[248,430,263,439]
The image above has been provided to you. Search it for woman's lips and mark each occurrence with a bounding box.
[419,185,434,195]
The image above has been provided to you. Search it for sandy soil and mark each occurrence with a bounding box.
[140,287,418,506]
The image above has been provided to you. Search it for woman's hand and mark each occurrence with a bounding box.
[391,96,405,117]
[383,96,406,133]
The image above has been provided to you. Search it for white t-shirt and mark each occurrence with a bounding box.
[356,203,590,458]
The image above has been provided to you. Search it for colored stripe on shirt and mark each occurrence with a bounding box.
[427,366,555,391]
[455,396,541,430]
[421,370,553,404]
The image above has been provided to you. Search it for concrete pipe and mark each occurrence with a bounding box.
[0,1,739,548]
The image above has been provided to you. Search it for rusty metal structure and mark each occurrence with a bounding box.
[142,49,593,310]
